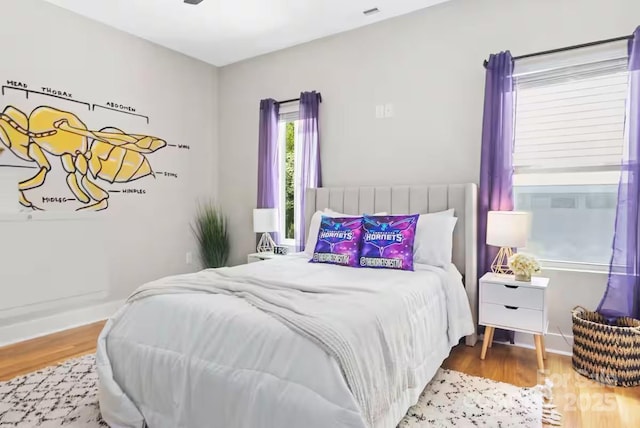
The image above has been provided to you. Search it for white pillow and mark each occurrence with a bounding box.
[304,211,325,255]
[305,209,387,255]
[414,213,458,268]
[389,208,455,267]
[423,208,455,218]
[323,208,388,218]
[306,208,457,266]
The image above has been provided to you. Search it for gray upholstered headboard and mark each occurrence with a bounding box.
[305,184,478,346]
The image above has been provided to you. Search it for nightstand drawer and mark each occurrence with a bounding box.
[482,282,544,310]
[480,302,544,333]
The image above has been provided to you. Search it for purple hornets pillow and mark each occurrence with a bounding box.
[360,214,419,271]
[310,216,363,267]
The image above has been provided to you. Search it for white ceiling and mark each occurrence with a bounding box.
[43,0,450,66]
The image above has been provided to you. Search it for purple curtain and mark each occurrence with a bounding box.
[295,91,322,250]
[257,98,280,243]
[479,52,516,342]
[479,52,515,277]
[598,28,640,320]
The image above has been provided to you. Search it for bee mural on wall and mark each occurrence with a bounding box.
[0,105,166,211]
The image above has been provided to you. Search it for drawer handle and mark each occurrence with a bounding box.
[504,305,519,310]
[504,285,519,289]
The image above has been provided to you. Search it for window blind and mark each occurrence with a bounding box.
[279,111,299,122]
[279,102,299,123]
[514,56,629,173]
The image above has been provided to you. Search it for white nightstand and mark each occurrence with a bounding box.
[479,272,550,371]
[247,252,279,263]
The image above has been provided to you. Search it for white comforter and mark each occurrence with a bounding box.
[97,254,474,428]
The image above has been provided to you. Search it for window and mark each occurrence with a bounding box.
[513,43,629,268]
[278,105,299,245]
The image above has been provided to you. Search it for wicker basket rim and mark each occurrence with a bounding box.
[572,306,640,332]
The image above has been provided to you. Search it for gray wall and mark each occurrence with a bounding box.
[218,0,640,351]
[1,0,218,337]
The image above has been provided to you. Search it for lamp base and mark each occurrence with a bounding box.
[257,232,276,253]
[491,247,513,275]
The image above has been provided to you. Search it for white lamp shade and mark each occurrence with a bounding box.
[253,208,278,233]
[486,211,530,248]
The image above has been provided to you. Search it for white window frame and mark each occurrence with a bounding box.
[514,170,619,272]
[512,42,628,271]
[278,103,299,248]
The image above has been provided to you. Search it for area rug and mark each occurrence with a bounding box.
[0,354,548,427]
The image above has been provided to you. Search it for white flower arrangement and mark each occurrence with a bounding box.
[508,253,541,280]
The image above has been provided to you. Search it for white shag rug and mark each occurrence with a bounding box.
[0,354,546,427]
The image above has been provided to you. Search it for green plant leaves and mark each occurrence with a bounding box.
[191,204,230,268]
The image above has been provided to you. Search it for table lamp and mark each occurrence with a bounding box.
[486,211,530,274]
[253,208,278,253]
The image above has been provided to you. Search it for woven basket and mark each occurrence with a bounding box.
[572,306,640,387]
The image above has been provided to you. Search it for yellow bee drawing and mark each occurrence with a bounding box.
[0,106,166,211]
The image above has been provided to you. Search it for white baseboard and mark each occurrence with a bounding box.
[0,291,109,319]
[0,299,125,347]
[512,331,574,356]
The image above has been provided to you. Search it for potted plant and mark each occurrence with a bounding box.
[507,253,540,282]
[192,203,230,268]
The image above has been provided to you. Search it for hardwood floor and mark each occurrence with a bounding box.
[1,324,638,427]
[0,321,106,381]
[444,343,640,428]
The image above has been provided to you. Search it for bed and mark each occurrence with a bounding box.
[97,183,478,428]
